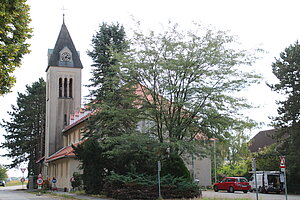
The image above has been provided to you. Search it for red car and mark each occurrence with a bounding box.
[213,177,251,193]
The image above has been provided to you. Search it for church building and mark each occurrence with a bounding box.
[43,20,212,191]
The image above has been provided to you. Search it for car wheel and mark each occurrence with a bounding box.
[214,186,218,192]
[243,190,248,193]
[228,186,234,193]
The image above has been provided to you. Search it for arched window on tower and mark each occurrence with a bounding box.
[64,114,67,125]
[64,78,67,97]
[59,78,62,97]
[69,78,73,98]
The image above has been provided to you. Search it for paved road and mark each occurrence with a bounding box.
[0,185,60,200]
[203,190,300,200]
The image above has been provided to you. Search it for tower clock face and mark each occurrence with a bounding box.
[61,52,71,62]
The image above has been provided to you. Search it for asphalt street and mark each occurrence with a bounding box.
[0,185,58,200]
[202,190,300,200]
[2,185,300,200]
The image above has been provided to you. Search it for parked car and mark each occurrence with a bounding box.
[213,177,250,193]
[0,180,5,187]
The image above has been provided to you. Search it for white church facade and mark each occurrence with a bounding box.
[43,21,212,191]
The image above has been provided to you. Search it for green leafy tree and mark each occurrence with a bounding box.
[269,41,300,191]
[120,22,261,157]
[0,0,32,95]
[87,22,128,101]
[76,23,141,194]
[1,78,46,176]
[253,144,280,171]
[0,165,8,179]
[85,22,139,139]
[216,128,253,180]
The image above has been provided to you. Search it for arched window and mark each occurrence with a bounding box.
[64,78,68,97]
[69,78,73,98]
[59,78,62,97]
[64,114,67,125]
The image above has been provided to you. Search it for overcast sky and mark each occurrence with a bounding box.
[1,0,299,177]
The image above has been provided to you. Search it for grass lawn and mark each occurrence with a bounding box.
[6,180,28,187]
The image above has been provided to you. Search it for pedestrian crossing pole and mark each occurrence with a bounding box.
[280,156,288,200]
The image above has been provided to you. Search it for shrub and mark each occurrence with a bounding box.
[103,172,200,200]
[71,172,83,190]
[161,154,191,181]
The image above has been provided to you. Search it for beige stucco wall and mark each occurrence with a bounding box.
[45,66,81,160]
[185,156,212,187]
[48,158,81,190]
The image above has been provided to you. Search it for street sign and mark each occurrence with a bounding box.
[52,178,57,184]
[280,156,286,168]
[252,158,256,171]
[36,178,44,185]
[20,168,26,173]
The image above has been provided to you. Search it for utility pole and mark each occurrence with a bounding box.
[210,138,218,183]
[213,139,216,183]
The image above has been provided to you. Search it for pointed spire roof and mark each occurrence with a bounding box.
[47,21,83,71]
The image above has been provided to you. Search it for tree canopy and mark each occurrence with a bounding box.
[76,21,262,194]
[1,78,46,176]
[75,23,142,193]
[118,22,261,156]
[0,0,32,95]
[269,41,300,191]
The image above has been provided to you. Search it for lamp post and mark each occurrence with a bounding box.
[210,138,218,183]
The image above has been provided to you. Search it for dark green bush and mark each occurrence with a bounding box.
[103,172,200,200]
[161,154,192,181]
[71,172,83,190]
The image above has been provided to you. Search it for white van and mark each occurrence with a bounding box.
[249,171,284,193]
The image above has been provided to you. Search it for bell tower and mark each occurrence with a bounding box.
[45,21,82,159]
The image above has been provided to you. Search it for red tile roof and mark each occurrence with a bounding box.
[46,142,82,162]
[62,112,91,133]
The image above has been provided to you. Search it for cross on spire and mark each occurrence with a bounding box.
[61,6,67,23]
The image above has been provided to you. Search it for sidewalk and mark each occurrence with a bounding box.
[50,190,110,200]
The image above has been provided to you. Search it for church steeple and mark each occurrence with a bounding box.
[45,20,82,158]
[47,22,83,71]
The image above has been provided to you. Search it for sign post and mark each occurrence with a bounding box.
[157,161,161,199]
[20,177,25,189]
[280,156,288,200]
[36,173,44,196]
[20,168,26,189]
[252,158,259,200]
[52,177,57,191]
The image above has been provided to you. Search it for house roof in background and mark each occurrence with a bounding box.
[249,129,277,152]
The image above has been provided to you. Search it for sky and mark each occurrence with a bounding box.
[1,0,300,177]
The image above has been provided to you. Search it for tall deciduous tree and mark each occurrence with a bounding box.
[269,41,300,191]
[119,22,261,157]
[1,78,46,176]
[0,0,32,95]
